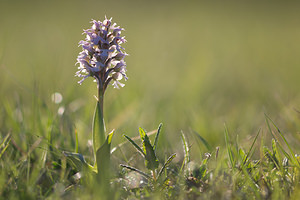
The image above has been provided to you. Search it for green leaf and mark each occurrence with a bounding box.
[153,123,163,152]
[272,138,281,167]
[263,146,280,169]
[93,101,106,163]
[192,130,212,151]
[96,130,114,185]
[224,124,234,168]
[143,133,159,170]
[239,148,246,163]
[265,114,300,167]
[241,129,260,167]
[139,127,146,141]
[0,133,11,159]
[197,164,207,180]
[123,134,145,157]
[63,151,94,172]
[276,143,293,164]
[157,153,176,180]
[179,131,190,176]
[202,155,210,165]
[240,166,261,198]
[181,131,190,165]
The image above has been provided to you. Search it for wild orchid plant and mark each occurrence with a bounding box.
[70,16,175,193]
[76,16,127,163]
[65,17,127,186]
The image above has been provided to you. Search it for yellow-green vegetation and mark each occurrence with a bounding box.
[1,1,300,199]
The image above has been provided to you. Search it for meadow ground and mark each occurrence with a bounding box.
[1,1,300,199]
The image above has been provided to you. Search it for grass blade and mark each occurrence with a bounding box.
[120,164,150,179]
[153,123,163,152]
[265,114,277,140]
[192,130,212,151]
[0,133,11,159]
[272,139,282,168]
[123,135,145,157]
[178,131,190,180]
[224,124,234,168]
[181,131,190,166]
[242,128,260,167]
[265,114,300,167]
[241,166,260,198]
[157,153,176,180]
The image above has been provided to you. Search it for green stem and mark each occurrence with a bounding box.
[92,84,106,166]
[98,85,106,137]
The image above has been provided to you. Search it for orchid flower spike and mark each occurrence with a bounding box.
[75,17,128,91]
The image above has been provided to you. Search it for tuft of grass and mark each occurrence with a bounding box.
[1,94,300,199]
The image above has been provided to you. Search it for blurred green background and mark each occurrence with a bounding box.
[1,0,300,154]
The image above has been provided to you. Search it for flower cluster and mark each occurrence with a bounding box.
[76,17,127,90]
